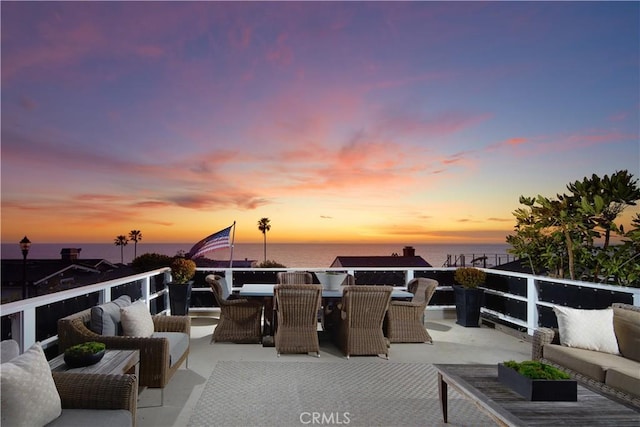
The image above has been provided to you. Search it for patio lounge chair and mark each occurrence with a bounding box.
[385,278,438,343]
[1,340,137,426]
[335,285,392,359]
[274,283,323,357]
[206,274,263,344]
[57,301,190,405]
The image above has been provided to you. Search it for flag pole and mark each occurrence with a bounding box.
[229,221,236,268]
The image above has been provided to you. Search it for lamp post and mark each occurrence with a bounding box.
[19,236,31,300]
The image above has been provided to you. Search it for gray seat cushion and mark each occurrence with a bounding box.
[152,332,189,367]
[90,295,132,335]
[46,409,132,427]
[543,343,639,382]
[605,367,640,398]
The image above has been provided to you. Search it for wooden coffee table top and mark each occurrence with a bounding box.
[434,364,639,426]
[49,349,139,375]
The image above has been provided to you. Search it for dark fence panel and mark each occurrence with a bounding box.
[233,270,280,286]
[415,270,455,286]
[36,293,99,342]
[537,281,633,308]
[354,271,405,286]
[485,274,527,297]
[484,293,527,321]
[537,281,634,328]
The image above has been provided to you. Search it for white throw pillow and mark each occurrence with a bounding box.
[553,306,620,355]
[120,300,155,337]
[1,342,62,426]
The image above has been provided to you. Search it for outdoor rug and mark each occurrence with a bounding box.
[188,361,493,426]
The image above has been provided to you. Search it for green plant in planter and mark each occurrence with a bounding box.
[454,267,486,288]
[170,258,196,284]
[503,360,570,380]
[64,341,105,357]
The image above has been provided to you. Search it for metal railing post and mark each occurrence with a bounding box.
[526,277,539,335]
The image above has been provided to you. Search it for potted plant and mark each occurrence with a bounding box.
[168,257,196,316]
[64,341,106,368]
[315,271,347,291]
[453,267,486,327]
[498,360,576,401]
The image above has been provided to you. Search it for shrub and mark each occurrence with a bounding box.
[454,267,486,288]
[503,360,570,380]
[132,253,172,272]
[170,257,196,283]
[257,260,287,268]
[65,342,105,357]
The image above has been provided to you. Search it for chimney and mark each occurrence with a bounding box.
[402,246,415,257]
[61,248,81,261]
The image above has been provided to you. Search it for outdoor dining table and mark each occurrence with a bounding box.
[238,284,413,347]
[238,284,413,299]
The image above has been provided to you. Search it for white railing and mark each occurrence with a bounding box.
[2,266,639,353]
[1,268,170,352]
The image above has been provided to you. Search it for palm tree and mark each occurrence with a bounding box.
[128,230,142,258]
[257,218,271,263]
[114,235,128,264]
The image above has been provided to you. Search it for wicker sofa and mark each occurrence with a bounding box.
[532,303,640,407]
[57,298,190,401]
[1,340,137,426]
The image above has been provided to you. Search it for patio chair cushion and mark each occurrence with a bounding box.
[46,409,132,427]
[605,366,640,398]
[90,295,132,336]
[152,332,190,367]
[120,300,155,337]
[613,305,640,362]
[553,306,619,355]
[1,342,62,426]
[543,343,638,382]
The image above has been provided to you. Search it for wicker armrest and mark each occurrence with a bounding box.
[152,315,191,334]
[532,327,557,361]
[53,372,137,415]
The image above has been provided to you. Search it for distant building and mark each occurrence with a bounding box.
[330,246,432,268]
[1,248,128,302]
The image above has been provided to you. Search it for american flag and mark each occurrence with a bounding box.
[188,225,233,259]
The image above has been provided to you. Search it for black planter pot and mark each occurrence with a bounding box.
[168,281,193,316]
[453,285,484,327]
[498,363,577,401]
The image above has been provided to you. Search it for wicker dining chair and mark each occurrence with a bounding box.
[276,271,313,284]
[385,278,438,343]
[336,285,393,359]
[206,275,263,344]
[273,284,323,357]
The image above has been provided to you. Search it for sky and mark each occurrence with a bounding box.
[1,1,639,245]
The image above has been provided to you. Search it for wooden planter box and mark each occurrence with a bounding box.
[498,363,577,401]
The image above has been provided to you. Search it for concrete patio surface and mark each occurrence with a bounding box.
[137,310,531,427]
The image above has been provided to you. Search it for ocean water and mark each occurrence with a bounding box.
[1,242,512,268]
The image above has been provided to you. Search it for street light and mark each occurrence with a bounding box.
[19,236,31,300]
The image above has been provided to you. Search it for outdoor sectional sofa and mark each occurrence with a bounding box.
[532,302,640,407]
[57,295,190,405]
[1,339,137,427]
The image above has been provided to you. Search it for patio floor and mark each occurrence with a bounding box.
[136,310,531,426]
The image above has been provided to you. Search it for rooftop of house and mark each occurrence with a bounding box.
[330,255,432,268]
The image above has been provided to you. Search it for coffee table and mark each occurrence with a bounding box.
[49,349,140,377]
[434,364,639,426]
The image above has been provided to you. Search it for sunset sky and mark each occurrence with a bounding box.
[2,1,639,245]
